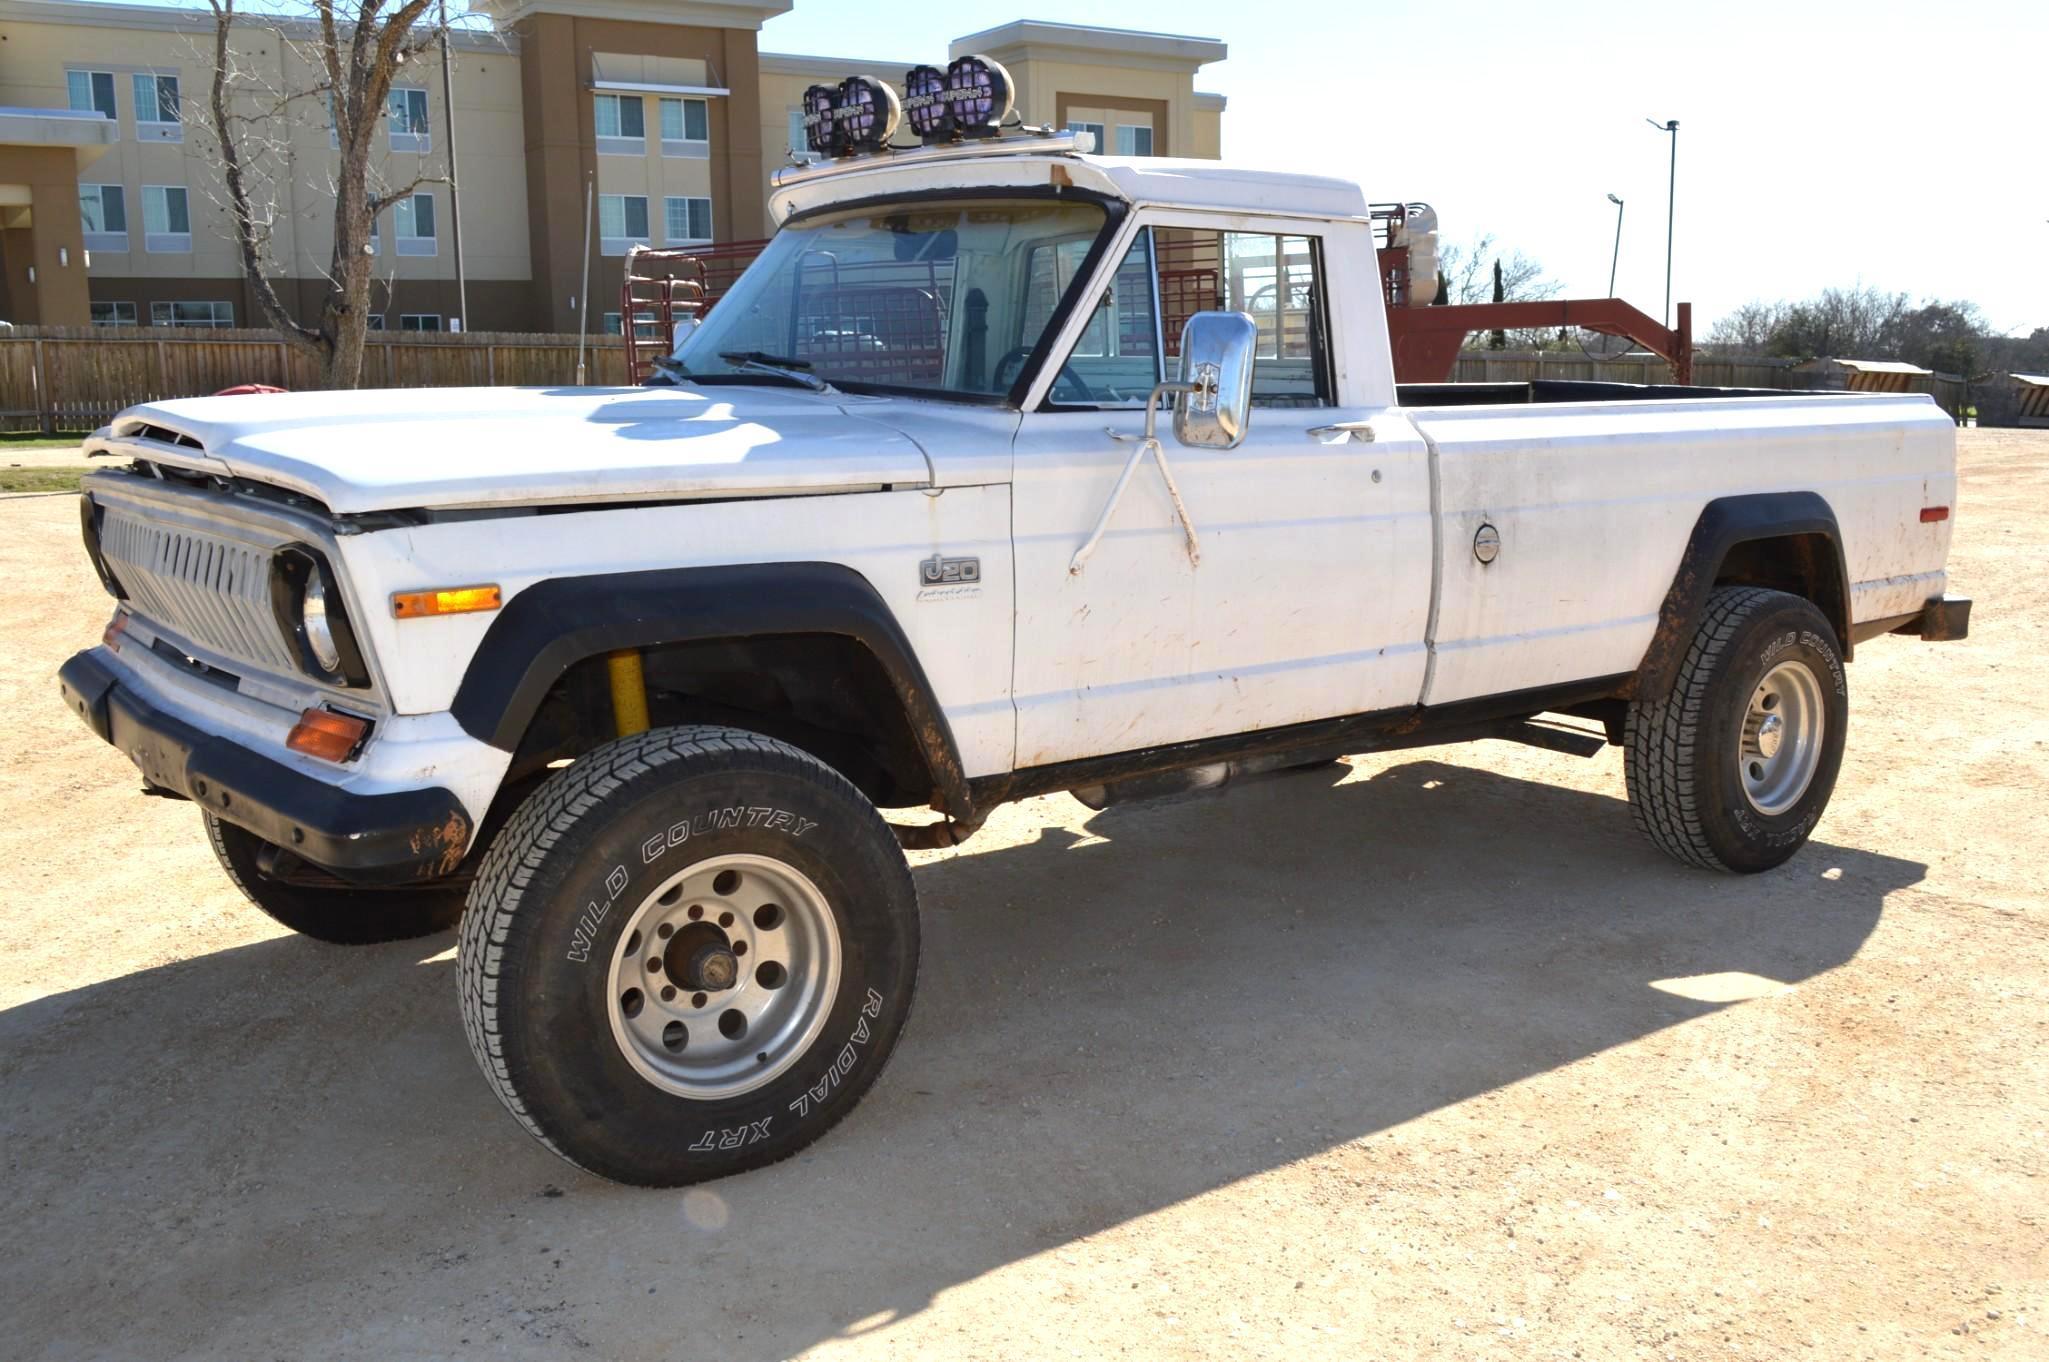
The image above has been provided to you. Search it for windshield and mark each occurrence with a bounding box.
[669,196,1112,400]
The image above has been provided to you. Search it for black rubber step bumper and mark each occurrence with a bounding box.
[1895,594,1972,642]
[59,650,473,884]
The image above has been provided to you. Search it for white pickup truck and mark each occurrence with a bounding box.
[60,131,1969,1186]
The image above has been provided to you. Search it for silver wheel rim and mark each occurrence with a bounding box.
[1738,659,1825,816]
[606,853,841,1100]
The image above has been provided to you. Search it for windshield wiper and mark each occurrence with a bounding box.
[718,351,832,393]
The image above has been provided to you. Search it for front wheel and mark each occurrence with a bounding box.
[458,725,919,1185]
[1624,586,1848,873]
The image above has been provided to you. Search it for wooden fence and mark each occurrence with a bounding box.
[0,326,1983,433]
[0,326,631,433]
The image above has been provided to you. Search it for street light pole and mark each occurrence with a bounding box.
[1645,117,1678,325]
[438,0,468,331]
[1605,192,1624,298]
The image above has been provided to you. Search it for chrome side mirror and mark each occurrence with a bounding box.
[1171,310,1258,449]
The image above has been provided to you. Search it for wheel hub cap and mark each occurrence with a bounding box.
[606,853,841,1100]
[689,945,738,991]
[1738,659,1825,817]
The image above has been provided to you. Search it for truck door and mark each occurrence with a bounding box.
[1009,213,1434,770]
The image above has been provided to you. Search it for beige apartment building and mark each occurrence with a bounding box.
[0,0,1224,332]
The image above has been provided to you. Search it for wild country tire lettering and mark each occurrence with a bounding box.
[1761,628,1846,697]
[565,805,819,963]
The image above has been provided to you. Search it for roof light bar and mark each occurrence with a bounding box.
[945,54,1013,136]
[801,83,838,157]
[833,75,901,155]
[903,64,952,142]
[795,55,1026,163]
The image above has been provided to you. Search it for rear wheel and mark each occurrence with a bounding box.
[1624,586,1848,873]
[458,725,918,1186]
[205,814,467,944]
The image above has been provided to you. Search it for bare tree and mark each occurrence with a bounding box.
[1432,233,1563,349]
[1771,286,1912,361]
[1706,287,2006,371]
[1435,233,1559,308]
[201,0,459,388]
[1706,299,1792,352]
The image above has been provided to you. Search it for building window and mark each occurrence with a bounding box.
[67,70,117,125]
[659,96,709,157]
[1116,124,1153,157]
[141,185,191,253]
[601,312,622,335]
[663,195,712,246]
[395,193,436,256]
[365,314,387,331]
[151,300,233,328]
[399,314,441,332]
[79,184,128,251]
[594,93,645,154]
[133,72,181,142]
[387,86,430,152]
[91,301,137,326]
[599,193,649,255]
[1067,120,1104,152]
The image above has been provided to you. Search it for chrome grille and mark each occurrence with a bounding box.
[98,509,300,674]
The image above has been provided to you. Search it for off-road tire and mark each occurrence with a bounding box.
[205,813,467,944]
[1624,586,1848,873]
[458,724,919,1186]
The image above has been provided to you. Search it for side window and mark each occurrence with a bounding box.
[1047,228,1161,405]
[1156,228,1332,407]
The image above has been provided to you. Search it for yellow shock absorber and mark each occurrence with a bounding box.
[606,648,650,737]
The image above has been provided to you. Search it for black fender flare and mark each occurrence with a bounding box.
[1633,491,1852,702]
[449,562,974,818]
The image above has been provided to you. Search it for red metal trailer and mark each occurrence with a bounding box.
[616,206,1693,386]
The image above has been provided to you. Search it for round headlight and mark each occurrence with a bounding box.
[302,567,342,674]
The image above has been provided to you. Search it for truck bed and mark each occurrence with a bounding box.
[1396,379,1819,407]
[1390,388,1956,707]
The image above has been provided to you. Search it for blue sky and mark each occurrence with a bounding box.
[86,0,2048,334]
[758,0,2047,336]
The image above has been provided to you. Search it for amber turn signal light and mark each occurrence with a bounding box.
[391,584,502,619]
[287,707,370,763]
[101,611,128,653]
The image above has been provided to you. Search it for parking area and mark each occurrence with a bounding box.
[1,430,2043,1360]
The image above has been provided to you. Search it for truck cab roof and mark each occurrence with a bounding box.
[768,133,1370,225]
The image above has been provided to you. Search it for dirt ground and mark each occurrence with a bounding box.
[2,431,2043,1361]
[0,444,89,470]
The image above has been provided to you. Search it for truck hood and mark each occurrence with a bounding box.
[89,384,948,515]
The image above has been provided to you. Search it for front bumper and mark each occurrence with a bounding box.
[59,650,473,884]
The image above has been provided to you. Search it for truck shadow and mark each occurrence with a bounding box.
[0,758,1920,1359]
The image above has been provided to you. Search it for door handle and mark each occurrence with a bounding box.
[1307,422,1374,443]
